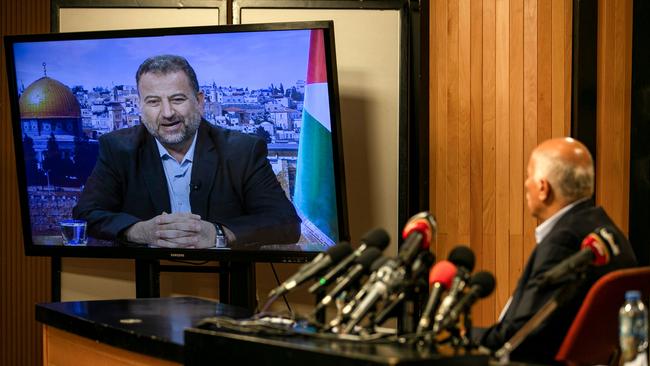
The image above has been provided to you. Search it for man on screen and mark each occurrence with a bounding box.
[477,137,637,363]
[73,55,301,248]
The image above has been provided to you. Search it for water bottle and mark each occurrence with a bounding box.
[619,290,648,366]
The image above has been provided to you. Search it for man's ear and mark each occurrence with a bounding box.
[538,178,550,202]
[196,91,205,107]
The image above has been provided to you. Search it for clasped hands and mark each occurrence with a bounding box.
[124,212,216,248]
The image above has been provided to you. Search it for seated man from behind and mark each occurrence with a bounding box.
[478,137,637,363]
[73,54,301,248]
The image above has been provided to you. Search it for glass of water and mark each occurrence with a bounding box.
[60,219,88,245]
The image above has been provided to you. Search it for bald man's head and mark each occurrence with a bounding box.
[530,137,594,203]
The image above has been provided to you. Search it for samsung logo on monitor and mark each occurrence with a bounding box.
[169,253,185,258]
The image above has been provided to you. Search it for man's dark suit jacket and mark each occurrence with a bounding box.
[479,200,637,363]
[73,121,301,247]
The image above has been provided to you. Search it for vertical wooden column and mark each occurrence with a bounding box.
[595,0,633,233]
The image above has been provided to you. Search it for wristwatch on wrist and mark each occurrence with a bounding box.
[214,223,227,248]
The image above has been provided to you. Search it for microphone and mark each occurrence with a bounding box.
[313,247,382,313]
[309,228,389,293]
[411,250,437,283]
[532,227,619,288]
[329,256,389,329]
[370,251,437,328]
[190,180,202,191]
[339,256,390,317]
[341,214,438,333]
[448,245,476,271]
[398,212,438,266]
[268,242,353,298]
[343,258,404,333]
[433,246,476,332]
[437,271,496,331]
[417,260,458,333]
[367,256,390,275]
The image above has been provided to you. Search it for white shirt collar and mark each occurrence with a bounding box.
[155,131,198,164]
[535,197,590,244]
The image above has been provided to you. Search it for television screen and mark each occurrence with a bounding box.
[5,21,348,261]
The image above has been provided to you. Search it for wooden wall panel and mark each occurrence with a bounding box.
[522,0,539,263]
[508,0,524,305]
[458,0,471,246]
[429,0,573,326]
[481,0,496,324]
[596,0,632,233]
[1,1,52,365]
[494,0,510,316]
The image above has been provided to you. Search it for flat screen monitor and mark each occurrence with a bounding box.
[5,21,348,262]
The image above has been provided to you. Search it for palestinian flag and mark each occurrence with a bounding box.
[294,29,338,242]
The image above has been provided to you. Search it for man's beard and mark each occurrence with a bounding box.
[142,110,202,147]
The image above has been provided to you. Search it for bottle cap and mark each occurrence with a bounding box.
[625,290,641,301]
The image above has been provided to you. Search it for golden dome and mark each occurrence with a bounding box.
[19,77,81,119]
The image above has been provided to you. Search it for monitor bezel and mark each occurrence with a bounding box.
[4,20,349,262]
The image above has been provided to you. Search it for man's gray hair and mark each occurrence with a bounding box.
[533,149,595,202]
[136,55,200,93]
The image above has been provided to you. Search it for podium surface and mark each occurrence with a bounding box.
[37,297,490,366]
[36,297,251,364]
[185,326,490,366]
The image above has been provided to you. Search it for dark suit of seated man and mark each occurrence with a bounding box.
[477,137,637,363]
[73,54,300,248]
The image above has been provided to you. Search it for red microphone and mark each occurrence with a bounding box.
[417,260,458,333]
[402,212,436,249]
[398,212,437,265]
[534,227,618,288]
[429,260,458,288]
[581,226,621,266]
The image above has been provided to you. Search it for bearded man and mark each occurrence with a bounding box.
[74,55,300,248]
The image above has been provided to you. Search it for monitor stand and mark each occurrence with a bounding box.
[134,259,257,310]
[49,257,257,311]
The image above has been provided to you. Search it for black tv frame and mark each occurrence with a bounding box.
[5,20,349,264]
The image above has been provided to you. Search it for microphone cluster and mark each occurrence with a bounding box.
[262,211,496,348]
[418,246,496,345]
[201,215,621,361]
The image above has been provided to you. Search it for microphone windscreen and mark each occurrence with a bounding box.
[429,260,458,288]
[448,246,476,271]
[470,271,496,298]
[355,247,382,270]
[581,227,619,266]
[327,242,354,262]
[370,256,389,272]
[402,212,437,249]
[361,228,390,251]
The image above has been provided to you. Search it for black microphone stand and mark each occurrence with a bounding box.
[313,287,327,325]
[374,292,405,326]
[462,307,475,350]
